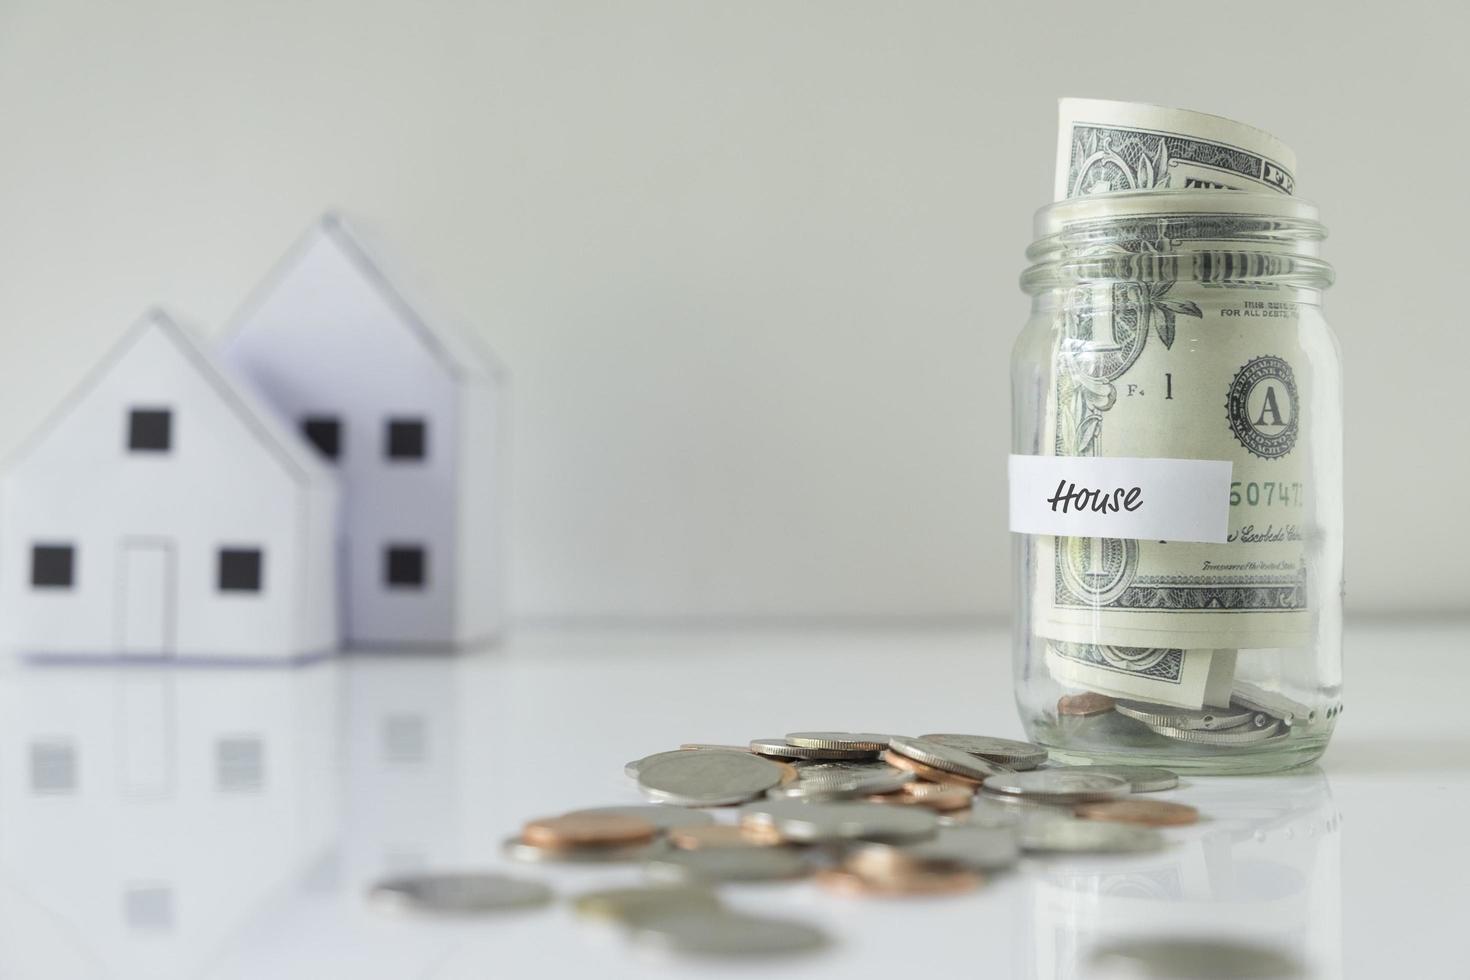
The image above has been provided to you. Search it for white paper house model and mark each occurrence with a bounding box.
[221,214,505,648]
[0,310,339,662]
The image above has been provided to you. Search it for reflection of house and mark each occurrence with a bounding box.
[0,310,337,661]
[0,662,340,979]
[192,656,487,977]
[222,215,506,649]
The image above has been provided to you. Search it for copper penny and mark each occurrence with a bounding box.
[881,749,982,788]
[772,760,801,786]
[815,866,982,898]
[667,824,778,850]
[1058,692,1117,717]
[866,785,973,813]
[865,792,915,805]
[1073,799,1199,827]
[900,782,975,811]
[522,813,657,849]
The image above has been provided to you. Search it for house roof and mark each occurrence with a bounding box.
[3,309,335,489]
[223,212,506,386]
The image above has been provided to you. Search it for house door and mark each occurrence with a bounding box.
[118,542,175,656]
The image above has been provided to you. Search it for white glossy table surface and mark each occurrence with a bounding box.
[1,619,1465,979]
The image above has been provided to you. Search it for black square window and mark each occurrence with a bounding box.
[384,545,427,588]
[128,409,172,452]
[31,544,75,588]
[218,548,263,592]
[301,416,342,461]
[385,418,427,460]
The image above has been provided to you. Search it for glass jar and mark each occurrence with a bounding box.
[1011,189,1341,774]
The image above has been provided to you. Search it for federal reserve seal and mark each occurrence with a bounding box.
[1226,355,1299,459]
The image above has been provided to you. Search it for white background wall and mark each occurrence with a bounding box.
[1,0,1465,622]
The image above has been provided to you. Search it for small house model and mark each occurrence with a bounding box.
[0,310,339,661]
[221,215,506,648]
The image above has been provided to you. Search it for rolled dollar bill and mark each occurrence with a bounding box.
[1046,643,1238,710]
[1055,97,1297,201]
[1036,102,1307,708]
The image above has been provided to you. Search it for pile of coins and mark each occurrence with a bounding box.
[368,730,1203,960]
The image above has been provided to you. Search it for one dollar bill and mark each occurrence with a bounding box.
[1035,290,1314,652]
[1046,643,1238,709]
[1055,97,1297,201]
[1036,100,1308,708]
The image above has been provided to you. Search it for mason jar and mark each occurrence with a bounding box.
[1010,189,1341,774]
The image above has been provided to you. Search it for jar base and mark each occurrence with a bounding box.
[1029,718,1332,776]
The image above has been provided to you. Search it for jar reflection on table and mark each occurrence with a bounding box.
[1021,768,1341,979]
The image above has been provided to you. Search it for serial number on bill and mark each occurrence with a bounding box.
[1230,481,1304,507]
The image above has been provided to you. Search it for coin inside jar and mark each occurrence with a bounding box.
[1073,799,1200,827]
[1057,692,1117,717]
[522,813,657,849]
[1114,699,1258,732]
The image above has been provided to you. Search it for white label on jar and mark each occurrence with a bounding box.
[1008,454,1232,544]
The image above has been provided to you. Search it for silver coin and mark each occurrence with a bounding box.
[1231,682,1318,728]
[1053,765,1179,793]
[1019,818,1163,854]
[566,805,717,831]
[981,770,1130,804]
[793,759,901,777]
[638,751,786,806]
[645,846,812,883]
[748,737,876,761]
[631,910,830,958]
[741,799,938,844]
[625,750,692,779]
[1115,700,1258,732]
[785,731,893,752]
[948,798,1027,828]
[1147,720,1287,746]
[918,733,1049,770]
[626,747,753,779]
[572,885,723,925]
[1089,938,1307,979]
[887,735,1016,781]
[769,769,914,801]
[852,824,1021,872]
[370,872,552,914]
[501,834,670,865]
